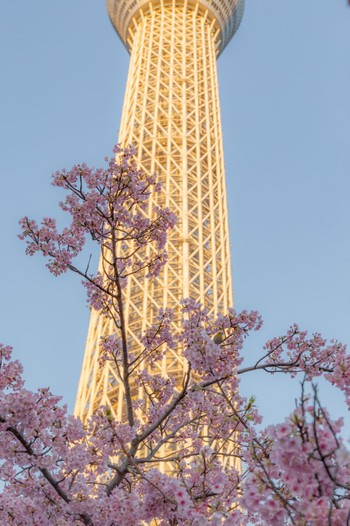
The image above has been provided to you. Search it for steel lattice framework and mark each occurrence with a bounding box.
[75,0,244,434]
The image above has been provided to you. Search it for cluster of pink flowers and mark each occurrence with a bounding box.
[243,390,350,525]
[19,145,176,285]
[181,300,262,380]
[6,146,350,524]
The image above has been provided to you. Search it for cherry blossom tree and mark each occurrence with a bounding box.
[0,146,348,524]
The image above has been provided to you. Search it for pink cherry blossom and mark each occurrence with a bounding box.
[7,146,350,524]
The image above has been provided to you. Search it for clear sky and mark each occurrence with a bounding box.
[0,1,349,432]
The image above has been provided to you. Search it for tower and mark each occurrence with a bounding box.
[75,0,244,424]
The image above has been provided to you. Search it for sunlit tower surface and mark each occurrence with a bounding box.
[75,0,244,429]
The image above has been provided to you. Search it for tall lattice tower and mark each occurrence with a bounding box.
[75,0,244,424]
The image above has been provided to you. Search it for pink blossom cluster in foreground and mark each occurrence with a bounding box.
[2,146,347,525]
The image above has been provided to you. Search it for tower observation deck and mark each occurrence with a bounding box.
[75,0,244,438]
[108,0,244,54]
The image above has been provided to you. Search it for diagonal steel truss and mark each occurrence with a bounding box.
[75,2,236,459]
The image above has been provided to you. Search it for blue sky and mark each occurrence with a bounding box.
[0,1,349,432]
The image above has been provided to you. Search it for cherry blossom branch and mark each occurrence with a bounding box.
[1,419,94,525]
